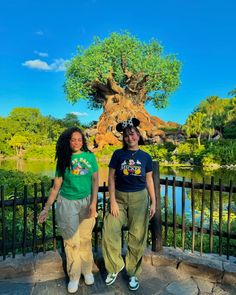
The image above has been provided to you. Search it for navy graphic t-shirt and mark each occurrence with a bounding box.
[109,149,153,192]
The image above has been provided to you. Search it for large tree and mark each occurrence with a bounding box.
[64,32,181,147]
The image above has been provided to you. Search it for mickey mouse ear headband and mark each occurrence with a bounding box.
[116,118,140,132]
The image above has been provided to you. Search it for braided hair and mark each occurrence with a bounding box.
[55,127,90,176]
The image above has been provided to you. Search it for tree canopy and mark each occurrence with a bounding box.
[64,32,181,109]
[0,108,85,158]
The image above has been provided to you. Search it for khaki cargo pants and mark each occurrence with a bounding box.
[102,189,149,277]
[56,194,95,280]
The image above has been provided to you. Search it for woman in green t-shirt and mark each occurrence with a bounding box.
[38,127,98,294]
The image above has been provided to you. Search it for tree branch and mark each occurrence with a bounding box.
[107,69,125,94]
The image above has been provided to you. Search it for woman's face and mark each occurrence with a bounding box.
[123,127,140,149]
[70,131,83,153]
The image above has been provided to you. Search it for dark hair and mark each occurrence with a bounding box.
[122,126,144,149]
[56,127,90,175]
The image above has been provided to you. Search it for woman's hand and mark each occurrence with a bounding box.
[110,199,119,217]
[88,202,97,218]
[149,202,156,219]
[38,208,49,224]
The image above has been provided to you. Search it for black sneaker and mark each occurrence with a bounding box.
[129,276,139,291]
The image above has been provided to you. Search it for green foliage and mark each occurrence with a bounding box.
[141,145,169,162]
[173,142,205,164]
[206,140,236,165]
[0,170,52,255]
[183,112,213,146]
[201,153,220,167]
[95,145,119,166]
[23,144,56,160]
[186,95,236,140]
[223,119,236,139]
[0,107,86,158]
[0,169,51,199]
[65,32,181,109]
[60,113,83,129]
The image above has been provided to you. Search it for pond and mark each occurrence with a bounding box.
[1,159,236,185]
[0,159,235,223]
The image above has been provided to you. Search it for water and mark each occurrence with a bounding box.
[1,159,236,184]
[1,159,235,222]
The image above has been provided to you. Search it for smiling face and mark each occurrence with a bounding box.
[70,131,83,153]
[123,127,140,150]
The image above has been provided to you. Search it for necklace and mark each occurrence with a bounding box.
[129,149,139,158]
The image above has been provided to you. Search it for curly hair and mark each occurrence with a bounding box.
[56,127,90,176]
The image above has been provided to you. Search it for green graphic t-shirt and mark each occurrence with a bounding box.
[56,152,98,200]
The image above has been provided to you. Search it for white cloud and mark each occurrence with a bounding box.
[35,30,44,36]
[34,50,48,57]
[50,58,67,71]
[22,58,68,72]
[22,59,50,70]
[70,112,88,117]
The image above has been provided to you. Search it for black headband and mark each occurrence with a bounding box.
[116,118,140,132]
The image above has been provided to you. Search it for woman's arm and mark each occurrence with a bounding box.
[38,176,63,223]
[108,167,119,217]
[88,171,99,217]
[146,171,156,218]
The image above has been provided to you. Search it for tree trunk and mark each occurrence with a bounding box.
[94,94,168,148]
[197,134,201,146]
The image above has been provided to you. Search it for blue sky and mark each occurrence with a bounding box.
[0,0,235,125]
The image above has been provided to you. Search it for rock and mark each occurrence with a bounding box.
[166,278,198,295]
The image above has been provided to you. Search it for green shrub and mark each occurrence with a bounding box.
[23,144,56,160]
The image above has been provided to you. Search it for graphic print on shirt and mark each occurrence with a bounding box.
[71,157,91,175]
[121,158,142,176]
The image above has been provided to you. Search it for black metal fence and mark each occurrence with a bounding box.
[1,162,235,260]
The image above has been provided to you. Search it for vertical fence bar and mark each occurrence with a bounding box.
[41,182,46,253]
[200,177,205,256]
[227,180,233,260]
[49,179,56,252]
[172,177,176,248]
[191,179,195,253]
[1,186,6,260]
[219,179,223,256]
[12,188,17,258]
[164,177,168,246]
[32,183,38,254]
[94,191,99,252]
[151,161,162,252]
[209,176,214,253]
[121,228,125,249]
[52,202,57,251]
[22,185,28,256]
[181,177,186,251]
[103,182,106,219]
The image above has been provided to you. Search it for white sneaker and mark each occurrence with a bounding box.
[84,273,94,285]
[68,279,79,293]
[129,276,139,291]
[105,264,124,285]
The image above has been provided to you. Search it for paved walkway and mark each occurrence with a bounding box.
[0,248,236,295]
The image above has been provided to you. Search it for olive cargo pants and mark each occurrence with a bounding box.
[102,189,149,276]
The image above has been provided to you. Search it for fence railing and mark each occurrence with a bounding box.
[1,162,235,260]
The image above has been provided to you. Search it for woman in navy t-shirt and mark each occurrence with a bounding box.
[102,118,156,291]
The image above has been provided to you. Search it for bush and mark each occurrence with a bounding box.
[206,140,236,165]
[141,145,169,162]
[201,153,220,167]
[23,144,56,160]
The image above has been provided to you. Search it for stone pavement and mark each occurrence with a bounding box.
[0,247,236,295]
